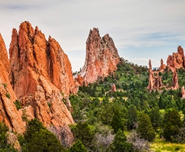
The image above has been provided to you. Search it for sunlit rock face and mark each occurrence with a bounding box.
[0,33,25,134]
[77,28,120,85]
[9,21,76,146]
[147,60,163,91]
[167,46,185,71]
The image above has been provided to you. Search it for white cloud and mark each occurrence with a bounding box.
[0,0,185,71]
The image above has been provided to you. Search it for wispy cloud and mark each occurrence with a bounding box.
[0,0,185,71]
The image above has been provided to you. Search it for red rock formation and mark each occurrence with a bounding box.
[159,59,166,72]
[111,83,116,93]
[78,28,120,84]
[0,34,25,134]
[167,46,185,70]
[9,21,75,146]
[172,70,179,90]
[181,86,185,99]
[75,75,84,86]
[147,60,163,91]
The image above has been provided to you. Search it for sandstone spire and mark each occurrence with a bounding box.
[167,46,185,70]
[159,59,166,72]
[77,28,120,84]
[172,70,179,90]
[0,33,25,133]
[147,59,163,91]
[9,21,75,146]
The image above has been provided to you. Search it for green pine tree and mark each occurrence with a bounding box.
[137,113,155,141]
[69,140,87,152]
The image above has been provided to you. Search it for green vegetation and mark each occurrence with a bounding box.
[69,58,185,151]
[2,57,185,151]
[108,129,133,152]
[19,119,64,152]
[5,93,11,99]
[14,100,22,110]
[0,122,18,151]
[69,140,87,152]
[2,83,7,89]
[137,113,155,141]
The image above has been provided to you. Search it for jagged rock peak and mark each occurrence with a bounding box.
[0,33,9,72]
[0,34,25,133]
[159,59,166,72]
[9,21,75,146]
[167,45,185,70]
[77,27,120,84]
[10,21,77,98]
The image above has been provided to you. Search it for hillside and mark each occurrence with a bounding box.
[70,58,185,151]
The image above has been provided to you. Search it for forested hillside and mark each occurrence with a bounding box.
[69,58,185,151]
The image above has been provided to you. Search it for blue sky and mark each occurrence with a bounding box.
[0,0,185,71]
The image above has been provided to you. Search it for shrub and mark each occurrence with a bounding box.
[69,140,87,152]
[108,129,133,152]
[163,109,181,141]
[5,93,11,99]
[14,100,22,110]
[71,122,95,148]
[27,129,62,152]
[137,113,155,141]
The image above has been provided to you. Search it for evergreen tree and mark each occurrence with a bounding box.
[127,105,138,130]
[137,113,155,141]
[109,129,133,152]
[27,129,62,152]
[163,109,182,141]
[72,122,95,147]
[69,140,87,152]
[149,106,161,130]
[111,110,124,133]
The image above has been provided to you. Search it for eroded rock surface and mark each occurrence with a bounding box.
[111,83,116,93]
[181,86,185,99]
[172,70,179,90]
[147,60,163,91]
[9,21,75,146]
[78,28,120,84]
[0,34,25,134]
[159,59,166,72]
[167,46,185,70]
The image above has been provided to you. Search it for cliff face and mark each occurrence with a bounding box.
[167,46,185,70]
[78,28,120,84]
[9,21,75,146]
[0,34,25,134]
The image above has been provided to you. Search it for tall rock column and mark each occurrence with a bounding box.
[147,59,154,91]
[159,59,166,72]
[0,34,25,133]
[77,28,120,84]
[172,70,179,90]
[9,21,76,146]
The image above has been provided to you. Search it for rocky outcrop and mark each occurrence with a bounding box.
[172,70,179,90]
[147,60,163,91]
[6,132,21,151]
[0,34,25,134]
[78,28,120,84]
[75,75,84,86]
[111,84,116,93]
[159,59,166,72]
[167,46,185,70]
[181,86,185,99]
[9,21,75,146]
